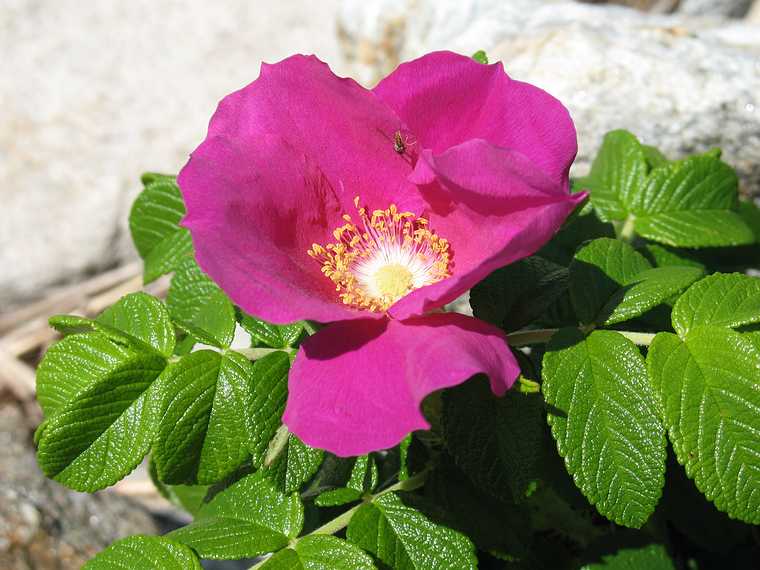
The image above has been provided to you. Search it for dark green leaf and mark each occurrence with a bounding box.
[542,329,666,527]
[36,347,167,492]
[249,351,291,466]
[153,350,254,485]
[167,258,236,348]
[149,457,209,517]
[169,471,302,559]
[470,256,568,331]
[239,312,305,349]
[129,176,193,283]
[267,434,324,494]
[580,544,675,570]
[83,535,201,570]
[648,327,760,524]
[347,492,477,570]
[640,243,705,270]
[260,536,377,569]
[578,130,648,221]
[315,487,363,507]
[671,272,760,337]
[315,455,378,507]
[95,292,176,356]
[569,238,652,325]
[443,378,544,503]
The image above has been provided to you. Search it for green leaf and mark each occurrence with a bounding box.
[642,145,668,169]
[315,455,378,507]
[267,434,324,494]
[471,50,488,64]
[580,543,675,570]
[249,351,291,466]
[149,457,209,517]
[538,207,615,267]
[569,238,652,325]
[95,292,176,356]
[83,535,202,570]
[239,312,305,349]
[542,329,666,528]
[169,471,302,559]
[347,492,477,570]
[671,272,760,337]
[167,258,236,348]
[36,332,135,417]
[470,256,569,331]
[648,327,760,524]
[443,378,544,503]
[260,536,377,570]
[129,176,193,283]
[634,210,754,248]
[601,265,704,325]
[36,347,167,492]
[631,154,753,247]
[640,243,705,270]
[315,487,363,507]
[578,130,648,221]
[152,350,254,485]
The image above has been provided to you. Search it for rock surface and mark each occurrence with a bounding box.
[678,0,753,18]
[339,0,760,196]
[0,0,344,309]
[0,397,158,569]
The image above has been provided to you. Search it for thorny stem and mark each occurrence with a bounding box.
[247,470,429,569]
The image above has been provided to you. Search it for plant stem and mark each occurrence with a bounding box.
[263,425,290,468]
[236,347,293,360]
[507,328,656,347]
[247,470,429,569]
[619,215,636,242]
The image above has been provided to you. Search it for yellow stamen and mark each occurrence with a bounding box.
[307,197,451,312]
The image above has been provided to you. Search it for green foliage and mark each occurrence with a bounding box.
[167,258,236,348]
[129,174,193,283]
[259,536,377,569]
[347,492,477,570]
[542,329,666,528]
[152,350,255,485]
[44,136,760,570]
[83,535,202,569]
[471,50,488,64]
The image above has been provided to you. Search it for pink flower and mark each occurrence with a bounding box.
[178,51,584,456]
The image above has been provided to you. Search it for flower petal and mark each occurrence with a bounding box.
[389,139,586,320]
[373,51,577,186]
[283,312,519,456]
[179,54,422,324]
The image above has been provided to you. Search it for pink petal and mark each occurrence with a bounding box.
[373,51,577,186]
[283,312,519,456]
[389,140,587,320]
[179,54,421,324]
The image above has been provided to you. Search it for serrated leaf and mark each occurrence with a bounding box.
[167,258,236,348]
[83,535,202,570]
[169,471,303,559]
[36,348,168,492]
[569,238,652,324]
[631,154,753,247]
[671,272,760,337]
[249,351,291,466]
[648,327,760,524]
[634,210,754,248]
[49,293,176,358]
[443,378,544,503]
[640,243,705,270]
[601,265,704,325]
[470,256,569,331]
[36,332,135,417]
[642,145,668,169]
[267,434,324,494]
[538,209,615,267]
[542,329,666,527]
[315,487,363,507]
[580,543,675,570]
[347,492,477,570]
[149,457,209,517]
[579,130,648,221]
[260,536,376,570]
[153,350,254,485]
[239,312,305,349]
[129,176,193,283]
[315,455,378,507]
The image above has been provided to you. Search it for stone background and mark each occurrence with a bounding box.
[2,0,759,309]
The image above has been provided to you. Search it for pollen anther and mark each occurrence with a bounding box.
[308,198,451,312]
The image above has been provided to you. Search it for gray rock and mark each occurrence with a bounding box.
[339,0,760,197]
[0,397,159,569]
[678,0,753,18]
[0,0,343,309]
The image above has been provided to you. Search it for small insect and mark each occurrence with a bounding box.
[393,130,416,154]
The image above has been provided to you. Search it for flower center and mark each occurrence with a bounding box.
[308,198,451,312]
